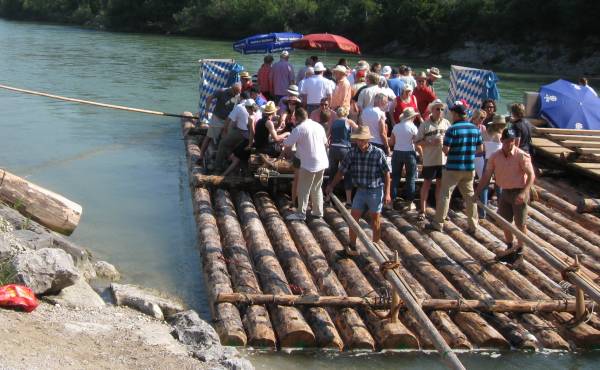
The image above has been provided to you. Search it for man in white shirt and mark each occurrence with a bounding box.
[357,73,384,112]
[282,108,329,221]
[389,107,419,205]
[300,62,334,115]
[215,98,261,172]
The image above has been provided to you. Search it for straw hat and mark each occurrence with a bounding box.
[400,107,420,121]
[427,67,442,79]
[351,126,374,140]
[244,99,257,108]
[262,101,277,114]
[416,71,428,80]
[427,99,446,112]
[314,62,326,72]
[356,60,369,71]
[490,114,507,126]
[332,65,348,74]
[239,71,251,79]
[287,84,300,96]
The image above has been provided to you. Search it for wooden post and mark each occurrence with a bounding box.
[0,168,82,235]
[252,192,347,350]
[213,189,277,348]
[235,191,316,348]
[330,194,466,370]
[192,188,247,346]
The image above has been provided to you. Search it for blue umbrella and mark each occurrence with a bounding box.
[233,32,303,55]
[540,79,600,130]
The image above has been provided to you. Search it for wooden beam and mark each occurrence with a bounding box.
[216,293,589,313]
[545,134,600,142]
[535,128,600,136]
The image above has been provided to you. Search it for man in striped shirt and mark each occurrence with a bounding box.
[430,102,483,232]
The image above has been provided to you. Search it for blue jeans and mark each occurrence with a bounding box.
[352,187,384,213]
[328,146,352,190]
[391,150,417,201]
[478,159,502,218]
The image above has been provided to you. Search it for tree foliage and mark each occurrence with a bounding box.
[0,0,598,53]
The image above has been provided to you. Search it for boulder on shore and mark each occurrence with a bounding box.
[45,278,106,308]
[94,260,120,281]
[12,247,80,294]
[111,283,185,320]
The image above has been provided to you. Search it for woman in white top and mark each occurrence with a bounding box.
[471,109,488,179]
[478,114,506,218]
[360,92,390,155]
[389,107,419,202]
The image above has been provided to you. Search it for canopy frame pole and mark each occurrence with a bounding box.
[330,194,466,370]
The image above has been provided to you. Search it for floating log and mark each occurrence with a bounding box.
[192,188,247,346]
[0,168,82,235]
[217,293,589,313]
[185,137,202,169]
[213,189,277,348]
[578,198,600,213]
[252,193,347,350]
[235,191,316,348]
[278,203,415,350]
[384,211,537,349]
[421,209,570,349]
[535,184,600,234]
[528,204,600,261]
[193,174,256,188]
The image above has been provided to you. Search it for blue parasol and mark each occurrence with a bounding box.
[233,32,303,55]
[540,79,600,130]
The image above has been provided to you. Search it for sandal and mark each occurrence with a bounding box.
[417,213,426,222]
[495,246,523,264]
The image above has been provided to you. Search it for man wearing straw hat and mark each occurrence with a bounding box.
[326,126,392,256]
[426,67,443,92]
[475,127,535,264]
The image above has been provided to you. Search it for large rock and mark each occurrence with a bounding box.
[94,260,120,281]
[111,283,185,319]
[169,310,223,362]
[45,278,106,308]
[221,358,254,370]
[12,248,80,294]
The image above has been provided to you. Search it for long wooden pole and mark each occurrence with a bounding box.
[216,293,590,312]
[0,83,198,119]
[330,194,465,370]
[477,201,600,305]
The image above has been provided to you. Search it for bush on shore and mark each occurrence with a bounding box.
[0,0,598,55]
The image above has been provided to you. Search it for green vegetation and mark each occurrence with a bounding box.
[0,0,598,53]
[0,257,16,285]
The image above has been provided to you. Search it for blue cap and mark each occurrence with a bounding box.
[502,128,517,140]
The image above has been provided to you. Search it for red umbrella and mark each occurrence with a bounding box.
[291,33,361,54]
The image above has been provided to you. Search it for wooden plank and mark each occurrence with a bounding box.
[535,128,600,136]
[545,134,600,142]
[578,147,600,154]
[561,141,600,149]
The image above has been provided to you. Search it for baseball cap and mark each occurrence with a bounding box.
[501,128,517,140]
[449,101,467,115]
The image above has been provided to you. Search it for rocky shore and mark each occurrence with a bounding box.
[0,203,253,370]
[381,40,600,76]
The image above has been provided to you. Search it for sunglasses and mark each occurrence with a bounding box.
[484,106,495,109]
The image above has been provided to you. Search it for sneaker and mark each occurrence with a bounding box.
[285,212,306,221]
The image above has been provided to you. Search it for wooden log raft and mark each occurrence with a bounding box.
[192,174,256,189]
[252,193,347,350]
[235,191,316,348]
[458,213,600,347]
[192,188,246,346]
[384,211,536,349]
[277,202,415,350]
[213,189,277,348]
[355,217,472,350]
[217,293,588,313]
[535,184,600,234]
[249,154,295,174]
[420,209,570,349]
[0,168,82,235]
[321,205,498,348]
[528,203,600,261]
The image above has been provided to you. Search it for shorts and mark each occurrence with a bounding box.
[207,115,225,141]
[422,165,443,180]
[352,187,384,213]
[292,156,301,169]
[498,188,529,227]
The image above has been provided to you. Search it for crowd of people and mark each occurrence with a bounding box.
[197,51,538,262]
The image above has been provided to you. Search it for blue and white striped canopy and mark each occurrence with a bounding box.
[233,33,303,55]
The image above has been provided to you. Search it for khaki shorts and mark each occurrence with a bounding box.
[207,115,225,141]
[498,188,529,227]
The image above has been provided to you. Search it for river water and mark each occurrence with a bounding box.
[0,19,597,369]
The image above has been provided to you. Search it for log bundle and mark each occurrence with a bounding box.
[181,118,600,352]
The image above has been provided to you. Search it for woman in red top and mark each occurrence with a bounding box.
[393,85,420,124]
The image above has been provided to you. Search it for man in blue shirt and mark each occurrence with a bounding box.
[430,102,482,232]
[386,68,405,97]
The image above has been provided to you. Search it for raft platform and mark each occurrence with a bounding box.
[182,117,600,353]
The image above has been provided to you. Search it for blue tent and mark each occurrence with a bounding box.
[233,32,303,55]
[540,79,600,130]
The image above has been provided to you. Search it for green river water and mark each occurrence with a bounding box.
[0,19,597,369]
